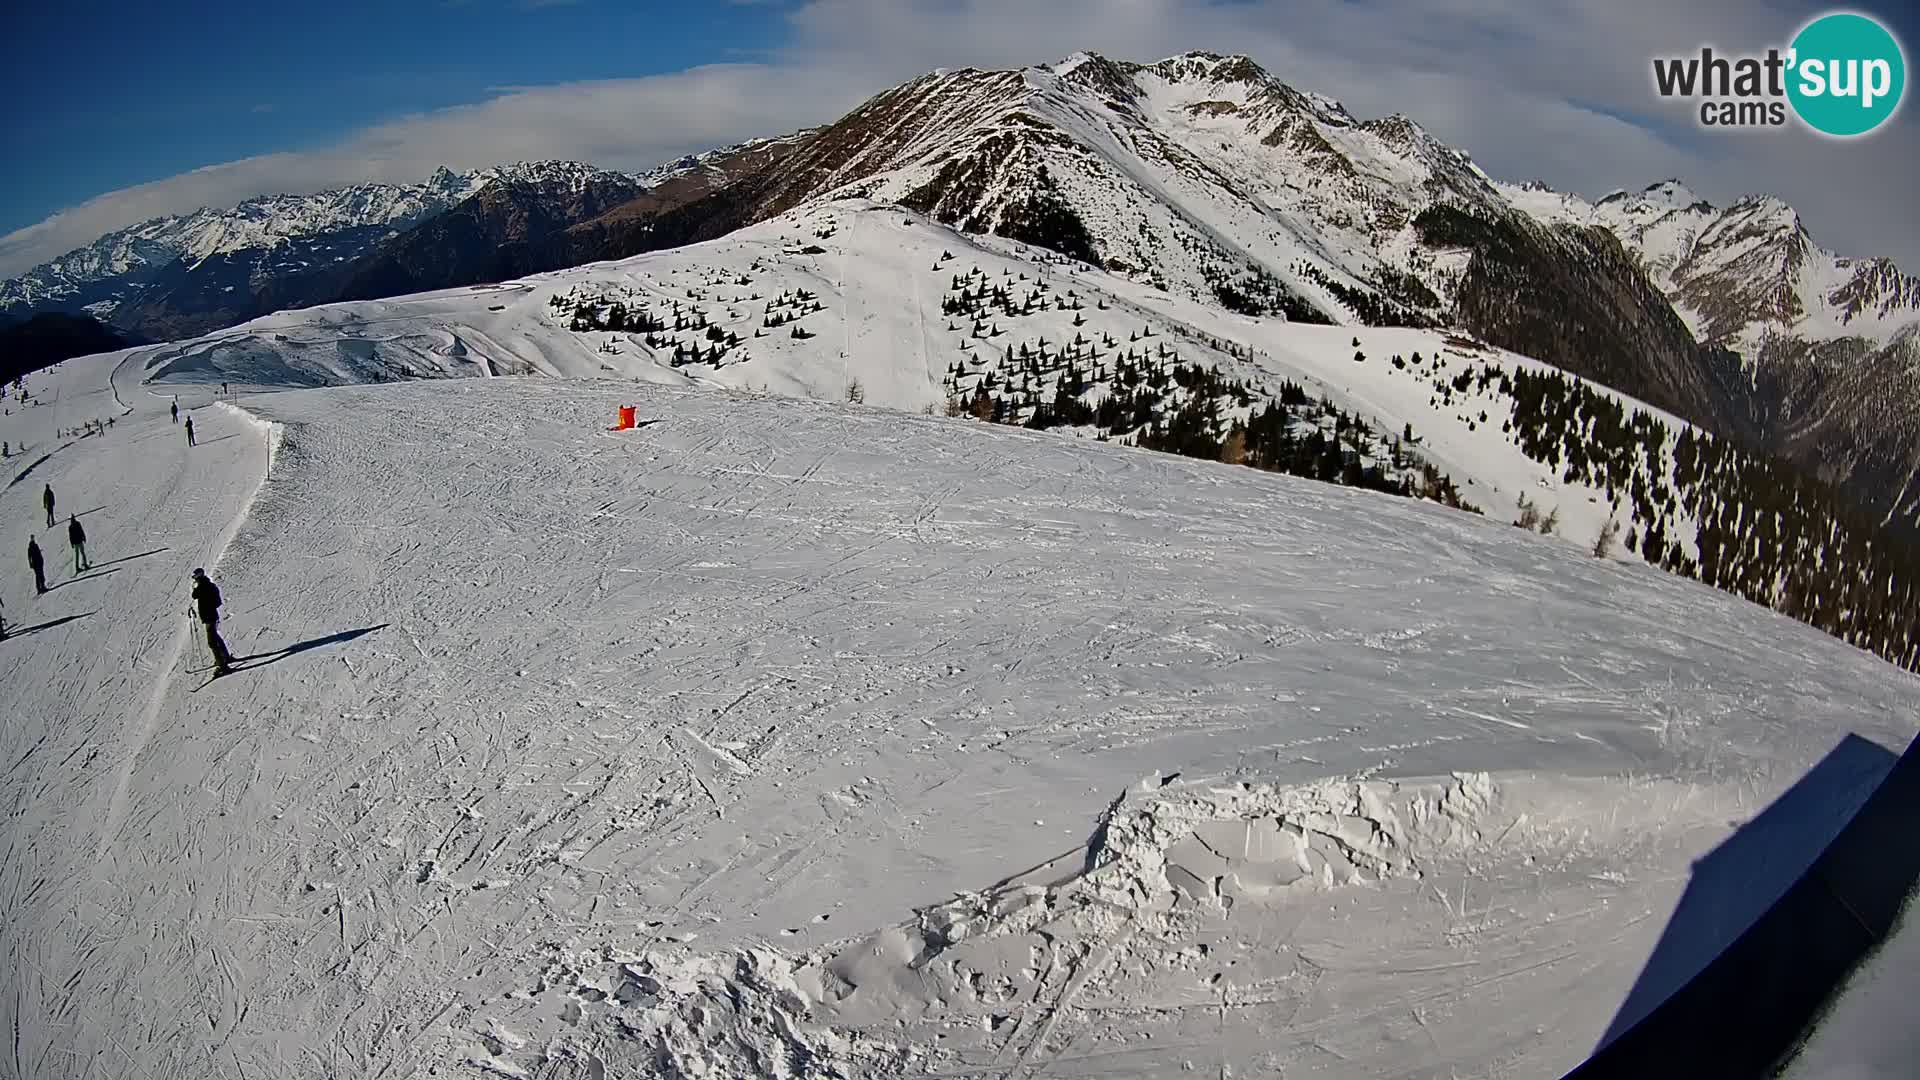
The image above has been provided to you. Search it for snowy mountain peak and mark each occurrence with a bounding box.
[470,160,642,194]
[426,165,466,195]
[1727,193,1800,226]
[1149,50,1273,87]
[1640,179,1704,208]
[1049,51,1101,76]
[1503,174,1915,357]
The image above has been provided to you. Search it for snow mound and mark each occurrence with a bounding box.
[496,771,1504,1076]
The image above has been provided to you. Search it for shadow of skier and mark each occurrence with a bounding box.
[48,568,120,591]
[2,612,95,640]
[221,624,389,675]
[85,547,169,571]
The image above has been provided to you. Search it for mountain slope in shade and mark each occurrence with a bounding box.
[0,312,140,384]
[1503,179,1920,531]
[332,165,651,303]
[1502,179,1920,357]
[0,161,674,339]
[0,170,481,320]
[344,135,815,304]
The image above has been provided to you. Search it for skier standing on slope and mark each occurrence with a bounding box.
[191,568,233,676]
[171,400,178,424]
[67,515,88,574]
[43,484,55,528]
[26,536,45,593]
[184,416,196,447]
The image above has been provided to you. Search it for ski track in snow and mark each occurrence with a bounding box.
[1,347,1916,1077]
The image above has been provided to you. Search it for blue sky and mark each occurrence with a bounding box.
[3,0,1916,274]
[0,0,797,237]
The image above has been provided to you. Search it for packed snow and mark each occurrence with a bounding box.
[2,316,1916,1076]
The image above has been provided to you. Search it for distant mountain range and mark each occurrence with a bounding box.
[5,51,1917,529]
[0,148,800,341]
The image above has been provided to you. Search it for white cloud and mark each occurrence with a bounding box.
[4,0,1915,278]
[0,63,871,279]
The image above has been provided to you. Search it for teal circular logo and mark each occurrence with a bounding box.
[1787,12,1906,136]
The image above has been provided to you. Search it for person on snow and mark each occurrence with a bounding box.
[185,416,196,447]
[171,400,179,424]
[26,535,46,594]
[67,515,88,574]
[43,484,55,528]
[191,568,233,675]
[0,596,8,641]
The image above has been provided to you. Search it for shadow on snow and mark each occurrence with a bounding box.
[49,568,120,590]
[221,624,390,675]
[84,547,169,571]
[1565,731,1920,1079]
[2,612,95,640]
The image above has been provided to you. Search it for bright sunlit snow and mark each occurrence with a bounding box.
[3,298,1915,1075]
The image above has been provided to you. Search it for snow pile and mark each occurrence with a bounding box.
[482,771,1504,1076]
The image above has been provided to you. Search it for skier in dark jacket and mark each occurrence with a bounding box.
[43,484,55,528]
[26,536,46,593]
[171,400,179,424]
[191,568,233,675]
[185,416,196,447]
[67,515,88,573]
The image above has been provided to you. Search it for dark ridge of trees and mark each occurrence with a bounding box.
[0,313,139,383]
[1482,358,1920,672]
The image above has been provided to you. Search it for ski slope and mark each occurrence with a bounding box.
[119,201,1696,555]
[3,341,1917,1078]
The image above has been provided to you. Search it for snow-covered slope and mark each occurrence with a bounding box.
[2,339,1914,1077]
[1501,179,1920,358]
[615,51,1511,331]
[122,200,1692,556]
[96,201,1920,680]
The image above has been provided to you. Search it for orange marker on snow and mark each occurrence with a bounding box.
[613,405,637,430]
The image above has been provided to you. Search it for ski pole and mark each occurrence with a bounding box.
[189,607,204,670]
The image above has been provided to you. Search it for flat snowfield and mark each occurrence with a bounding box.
[2,351,1916,1078]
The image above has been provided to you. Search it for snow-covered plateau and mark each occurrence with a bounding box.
[2,205,1916,1078]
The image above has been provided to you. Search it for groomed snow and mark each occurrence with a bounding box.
[3,337,1916,1076]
